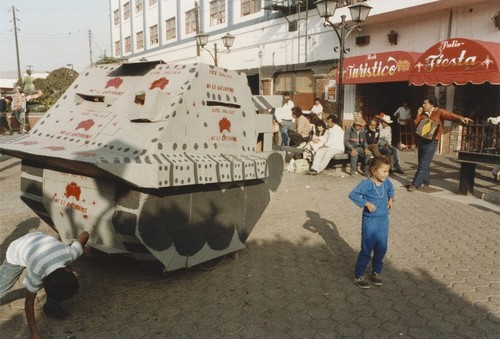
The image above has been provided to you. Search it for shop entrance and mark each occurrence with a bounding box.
[357,82,426,146]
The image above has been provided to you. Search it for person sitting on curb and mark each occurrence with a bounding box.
[288,106,313,147]
[306,115,345,175]
[0,231,89,339]
[344,116,372,176]
[375,113,405,174]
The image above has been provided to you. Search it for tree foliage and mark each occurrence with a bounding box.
[95,55,122,65]
[25,67,79,112]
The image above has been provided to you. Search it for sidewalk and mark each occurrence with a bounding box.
[1,149,499,338]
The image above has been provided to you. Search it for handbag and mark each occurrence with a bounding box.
[415,118,440,140]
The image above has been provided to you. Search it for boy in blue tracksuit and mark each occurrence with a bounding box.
[348,156,394,288]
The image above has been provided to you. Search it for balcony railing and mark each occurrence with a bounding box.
[460,122,499,154]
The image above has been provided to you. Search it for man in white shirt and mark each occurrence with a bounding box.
[310,97,324,119]
[394,101,411,125]
[0,231,89,338]
[307,115,345,175]
[274,92,295,145]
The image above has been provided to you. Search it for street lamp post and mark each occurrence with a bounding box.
[195,32,236,66]
[315,0,371,126]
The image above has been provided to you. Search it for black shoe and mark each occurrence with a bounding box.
[370,272,383,286]
[393,169,405,174]
[353,275,370,289]
[43,303,72,320]
[407,185,417,192]
[306,169,318,175]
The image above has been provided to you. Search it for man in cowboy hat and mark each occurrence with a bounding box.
[375,113,404,174]
[344,116,372,176]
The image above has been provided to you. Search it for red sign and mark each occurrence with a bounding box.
[340,51,421,84]
[409,38,500,86]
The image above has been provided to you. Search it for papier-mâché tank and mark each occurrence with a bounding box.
[0,61,284,271]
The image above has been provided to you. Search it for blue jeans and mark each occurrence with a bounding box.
[280,120,293,146]
[354,215,389,277]
[0,260,25,299]
[412,138,438,187]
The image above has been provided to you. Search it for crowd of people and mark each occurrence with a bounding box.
[273,94,416,176]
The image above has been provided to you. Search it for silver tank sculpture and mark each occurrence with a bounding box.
[0,61,284,271]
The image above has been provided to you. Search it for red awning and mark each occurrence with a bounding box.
[409,38,500,86]
[340,51,422,84]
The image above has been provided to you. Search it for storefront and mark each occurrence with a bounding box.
[339,50,425,146]
[409,38,500,153]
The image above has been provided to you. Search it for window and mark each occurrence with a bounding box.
[185,8,197,34]
[114,41,121,56]
[113,9,120,25]
[241,0,261,16]
[135,0,143,14]
[150,24,158,44]
[136,31,144,49]
[274,71,313,93]
[210,0,225,26]
[149,0,157,6]
[123,2,130,20]
[125,36,131,53]
[165,17,176,40]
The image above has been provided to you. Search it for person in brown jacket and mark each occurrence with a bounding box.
[287,106,313,147]
[408,95,472,192]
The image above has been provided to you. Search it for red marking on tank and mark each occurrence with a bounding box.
[16,141,38,146]
[149,77,169,90]
[105,77,123,89]
[219,117,231,133]
[75,119,95,131]
[43,146,65,151]
[64,182,81,201]
[74,151,97,157]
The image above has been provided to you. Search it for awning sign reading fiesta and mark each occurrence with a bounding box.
[409,38,500,86]
[340,51,421,84]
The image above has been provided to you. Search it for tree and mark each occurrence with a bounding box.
[95,55,122,65]
[31,67,79,111]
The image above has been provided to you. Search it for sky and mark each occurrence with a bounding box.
[0,0,111,75]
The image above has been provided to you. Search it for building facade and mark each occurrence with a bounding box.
[109,0,499,152]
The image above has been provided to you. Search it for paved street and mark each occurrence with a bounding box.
[0,144,499,338]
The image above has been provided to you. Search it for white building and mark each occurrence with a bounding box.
[109,0,500,151]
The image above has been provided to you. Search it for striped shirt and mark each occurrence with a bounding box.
[6,232,84,293]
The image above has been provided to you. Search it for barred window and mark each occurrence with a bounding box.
[241,0,261,16]
[165,17,176,40]
[210,0,226,26]
[185,8,196,34]
[136,31,144,49]
[114,41,121,56]
[150,24,158,44]
[113,9,120,25]
[123,2,130,20]
[149,0,157,6]
[135,0,143,14]
[125,36,131,53]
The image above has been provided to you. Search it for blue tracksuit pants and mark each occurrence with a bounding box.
[354,214,388,277]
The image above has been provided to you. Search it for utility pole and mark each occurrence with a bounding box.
[195,2,200,56]
[88,29,93,65]
[11,6,22,83]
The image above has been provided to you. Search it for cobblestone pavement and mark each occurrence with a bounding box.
[0,148,499,338]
